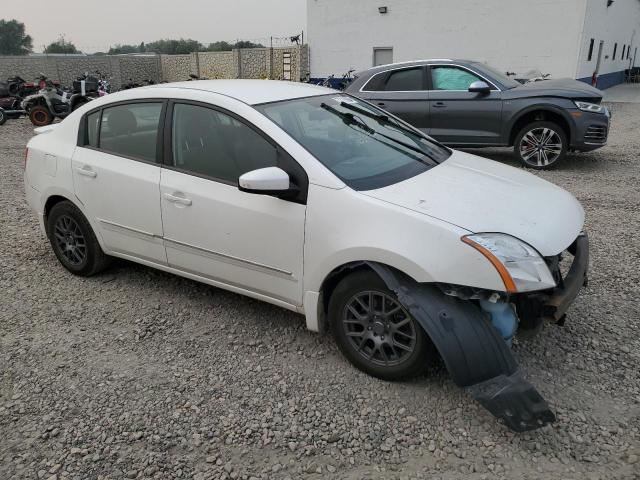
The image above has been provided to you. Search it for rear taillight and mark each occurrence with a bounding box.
[24,148,29,169]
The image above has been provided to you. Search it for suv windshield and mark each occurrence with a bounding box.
[473,62,521,90]
[255,94,450,190]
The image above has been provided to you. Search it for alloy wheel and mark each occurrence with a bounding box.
[519,127,563,167]
[342,291,417,366]
[53,215,87,266]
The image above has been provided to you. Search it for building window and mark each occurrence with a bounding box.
[373,47,393,67]
[613,43,617,60]
[588,39,595,61]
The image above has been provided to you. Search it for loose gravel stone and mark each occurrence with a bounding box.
[1,106,639,479]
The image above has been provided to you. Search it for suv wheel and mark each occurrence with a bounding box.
[329,270,435,380]
[47,201,111,276]
[514,121,567,169]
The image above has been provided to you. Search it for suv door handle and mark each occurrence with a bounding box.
[432,102,447,108]
[163,192,192,206]
[76,166,97,178]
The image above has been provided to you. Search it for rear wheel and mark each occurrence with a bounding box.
[47,201,111,276]
[514,121,567,169]
[29,106,54,127]
[329,270,435,380]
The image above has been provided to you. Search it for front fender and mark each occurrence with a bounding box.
[505,101,576,142]
[367,262,556,432]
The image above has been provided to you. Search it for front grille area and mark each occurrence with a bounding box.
[584,125,608,144]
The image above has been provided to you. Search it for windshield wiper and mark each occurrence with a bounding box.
[323,102,433,160]
[339,101,417,136]
[320,103,373,134]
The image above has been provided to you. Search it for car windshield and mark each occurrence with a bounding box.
[473,63,521,90]
[255,94,450,190]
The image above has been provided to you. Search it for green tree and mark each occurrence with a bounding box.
[206,41,233,52]
[44,37,80,54]
[0,19,33,55]
[145,39,203,55]
[108,44,140,55]
[233,40,264,49]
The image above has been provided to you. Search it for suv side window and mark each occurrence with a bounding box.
[431,66,484,91]
[98,103,163,162]
[384,67,423,91]
[171,103,278,184]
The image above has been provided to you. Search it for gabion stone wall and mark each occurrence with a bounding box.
[159,54,192,82]
[238,49,268,79]
[118,56,161,86]
[0,46,310,90]
[197,52,236,79]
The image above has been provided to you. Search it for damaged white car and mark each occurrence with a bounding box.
[24,81,589,432]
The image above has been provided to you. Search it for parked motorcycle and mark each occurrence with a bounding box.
[22,74,95,126]
[0,79,27,125]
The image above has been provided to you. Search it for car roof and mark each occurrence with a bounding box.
[355,59,475,77]
[145,79,331,105]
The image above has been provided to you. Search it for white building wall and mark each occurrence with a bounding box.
[575,0,640,85]
[307,0,586,79]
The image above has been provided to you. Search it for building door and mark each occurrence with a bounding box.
[373,48,393,67]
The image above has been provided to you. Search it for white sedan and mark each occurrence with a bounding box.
[24,80,588,431]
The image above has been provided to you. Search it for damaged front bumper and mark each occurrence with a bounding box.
[363,234,588,432]
[516,232,589,334]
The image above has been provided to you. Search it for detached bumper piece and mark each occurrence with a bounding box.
[467,371,556,431]
[367,262,555,432]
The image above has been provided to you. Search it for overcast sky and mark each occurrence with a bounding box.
[2,0,307,53]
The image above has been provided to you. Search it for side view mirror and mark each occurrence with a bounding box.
[468,81,491,95]
[238,167,298,198]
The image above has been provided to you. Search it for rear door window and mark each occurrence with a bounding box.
[384,68,424,91]
[98,103,163,162]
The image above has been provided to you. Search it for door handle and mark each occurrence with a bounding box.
[432,102,447,108]
[163,192,192,206]
[377,102,387,108]
[76,166,97,178]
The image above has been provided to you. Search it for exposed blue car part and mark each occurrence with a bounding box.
[479,298,518,346]
[366,262,556,432]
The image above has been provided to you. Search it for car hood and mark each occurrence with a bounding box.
[505,78,603,101]
[361,151,584,256]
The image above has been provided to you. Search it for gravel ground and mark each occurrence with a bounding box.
[1,104,639,480]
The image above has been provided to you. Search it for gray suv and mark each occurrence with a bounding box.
[345,59,611,169]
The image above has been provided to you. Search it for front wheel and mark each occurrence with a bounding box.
[329,270,435,380]
[29,105,54,127]
[0,108,6,126]
[514,121,567,169]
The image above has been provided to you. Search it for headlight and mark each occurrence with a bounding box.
[462,233,556,293]
[574,101,604,114]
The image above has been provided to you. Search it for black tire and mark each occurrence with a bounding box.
[329,270,435,380]
[0,108,6,126]
[514,120,567,169]
[29,105,54,127]
[46,201,111,276]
